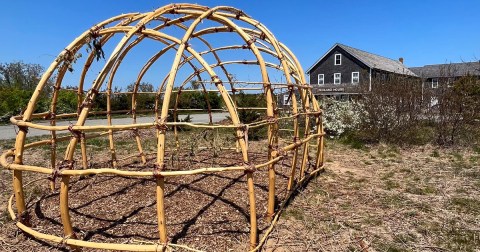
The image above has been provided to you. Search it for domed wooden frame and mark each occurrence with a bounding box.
[1,4,325,251]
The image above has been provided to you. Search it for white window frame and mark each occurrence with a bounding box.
[447,78,453,87]
[334,73,341,85]
[432,78,439,88]
[334,54,342,65]
[283,94,291,106]
[351,72,359,84]
[317,74,324,85]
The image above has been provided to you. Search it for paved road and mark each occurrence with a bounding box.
[0,112,229,140]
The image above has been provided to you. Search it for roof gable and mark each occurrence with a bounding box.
[306,43,418,77]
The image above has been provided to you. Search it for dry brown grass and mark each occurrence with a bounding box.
[265,141,480,252]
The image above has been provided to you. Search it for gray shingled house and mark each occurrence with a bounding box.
[409,62,480,106]
[305,43,417,101]
[410,62,480,89]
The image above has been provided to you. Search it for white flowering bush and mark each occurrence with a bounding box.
[322,98,364,137]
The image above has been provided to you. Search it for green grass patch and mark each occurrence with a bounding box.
[405,184,437,195]
[448,197,480,215]
[282,208,305,221]
[384,180,400,190]
[431,150,440,157]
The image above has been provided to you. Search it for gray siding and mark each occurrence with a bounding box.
[309,48,369,85]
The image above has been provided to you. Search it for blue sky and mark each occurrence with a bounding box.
[1,0,479,88]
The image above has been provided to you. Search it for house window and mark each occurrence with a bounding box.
[352,72,359,84]
[334,54,342,65]
[318,74,324,85]
[447,78,454,87]
[432,79,439,88]
[334,73,341,84]
[283,94,291,106]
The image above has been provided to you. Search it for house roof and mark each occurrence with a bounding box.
[306,43,418,77]
[409,62,480,78]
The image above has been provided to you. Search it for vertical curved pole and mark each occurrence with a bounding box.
[300,95,311,178]
[106,87,117,167]
[287,97,300,191]
[80,134,88,169]
[60,175,79,251]
[49,65,67,189]
[156,176,167,243]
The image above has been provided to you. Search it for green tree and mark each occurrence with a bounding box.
[126,82,155,110]
[0,61,51,122]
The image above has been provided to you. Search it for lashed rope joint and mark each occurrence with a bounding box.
[153,163,165,178]
[43,112,56,120]
[274,147,287,157]
[156,117,168,132]
[293,136,301,145]
[243,162,256,173]
[266,116,278,124]
[235,10,244,19]
[49,166,62,186]
[59,160,75,170]
[246,37,256,47]
[163,18,171,27]
[68,124,82,139]
[49,160,74,188]
[17,125,29,134]
[259,32,267,40]
[211,75,222,86]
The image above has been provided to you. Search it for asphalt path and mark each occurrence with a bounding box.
[0,112,229,140]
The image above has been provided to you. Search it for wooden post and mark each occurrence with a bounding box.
[246,172,257,250]
[156,176,168,243]
[80,134,88,169]
[106,88,117,168]
[60,175,79,251]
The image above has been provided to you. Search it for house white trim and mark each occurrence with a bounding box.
[334,54,342,65]
[352,72,359,84]
[318,74,324,85]
[334,73,341,84]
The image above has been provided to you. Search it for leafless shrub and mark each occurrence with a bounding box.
[355,74,425,144]
[350,62,480,147]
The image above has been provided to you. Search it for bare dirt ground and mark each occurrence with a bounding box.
[0,131,479,251]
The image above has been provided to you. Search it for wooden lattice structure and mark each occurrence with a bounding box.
[1,4,325,251]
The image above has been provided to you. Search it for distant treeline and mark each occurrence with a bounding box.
[0,61,263,123]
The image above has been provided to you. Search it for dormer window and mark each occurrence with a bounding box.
[334,54,342,65]
[318,74,324,85]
